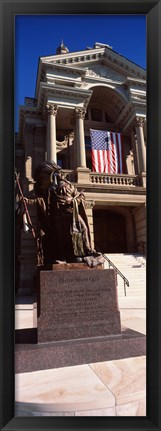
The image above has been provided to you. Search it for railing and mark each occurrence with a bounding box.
[62,170,143,187]
[90,172,142,186]
[95,245,129,296]
[103,254,129,296]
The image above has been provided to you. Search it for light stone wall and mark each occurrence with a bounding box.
[23,124,46,181]
[132,205,146,254]
[32,126,46,173]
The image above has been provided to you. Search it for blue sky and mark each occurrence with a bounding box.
[15,15,146,131]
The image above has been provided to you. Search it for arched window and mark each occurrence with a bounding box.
[91,108,102,122]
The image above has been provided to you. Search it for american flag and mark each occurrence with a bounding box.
[90,129,124,173]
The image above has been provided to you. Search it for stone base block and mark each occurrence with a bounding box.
[37,268,121,343]
[15,330,146,373]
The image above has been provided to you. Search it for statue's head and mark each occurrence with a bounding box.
[51,161,61,172]
[51,170,62,186]
[49,161,62,185]
[33,161,62,196]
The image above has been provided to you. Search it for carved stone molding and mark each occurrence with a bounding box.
[85,200,95,209]
[134,117,145,128]
[74,107,86,120]
[46,104,58,116]
[86,69,100,78]
[80,82,89,89]
[86,66,124,82]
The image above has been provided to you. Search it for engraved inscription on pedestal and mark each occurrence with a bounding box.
[37,269,121,343]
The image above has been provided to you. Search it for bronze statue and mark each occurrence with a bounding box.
[23,161,104,267]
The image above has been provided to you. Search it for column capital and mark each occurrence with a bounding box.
[46,104,58,116]
[74,107,86,120]
[85,200,95,209]
[134,117,145,129]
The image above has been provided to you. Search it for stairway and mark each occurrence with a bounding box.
[104,253,146,310]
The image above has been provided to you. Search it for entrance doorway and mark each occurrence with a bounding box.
[93,209,127,253]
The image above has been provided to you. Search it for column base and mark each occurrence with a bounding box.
[76,167,90,184]
[139,172,146,187]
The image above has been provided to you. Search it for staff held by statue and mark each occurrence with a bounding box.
[15,170,36,238]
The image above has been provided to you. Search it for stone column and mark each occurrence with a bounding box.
[69,131,75,169]
[46,104,58,162]
[25,125,34,182]
[74,108,86,168]
[134,117,146,173]
[130,127,139,175]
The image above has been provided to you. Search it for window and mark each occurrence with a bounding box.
[91,109,102,122]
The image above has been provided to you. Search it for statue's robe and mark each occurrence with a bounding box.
[31,179,92,264]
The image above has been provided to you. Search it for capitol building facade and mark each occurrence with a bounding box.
[16,41,146,293]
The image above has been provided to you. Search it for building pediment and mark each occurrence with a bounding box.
[84,64,125,83]
[29,42,146,134]
[36,44,146,99]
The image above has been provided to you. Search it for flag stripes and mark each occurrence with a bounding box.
[90,129,124,174]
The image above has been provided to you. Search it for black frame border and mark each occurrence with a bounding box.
[0,1,161,430]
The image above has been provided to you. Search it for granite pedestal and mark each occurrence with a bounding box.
[37,267,121,343]
[15,265,146,373]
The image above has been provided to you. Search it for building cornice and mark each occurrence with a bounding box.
[37,82,93,111]
[126,76,146,86]
[41,47,105,64]
[76,186,146,202]
[43,62,87,75]
[41,46,145,75]
[18,107,43,141]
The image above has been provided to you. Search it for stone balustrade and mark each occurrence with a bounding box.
[27,171,143,188]
[89,173,142,186]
